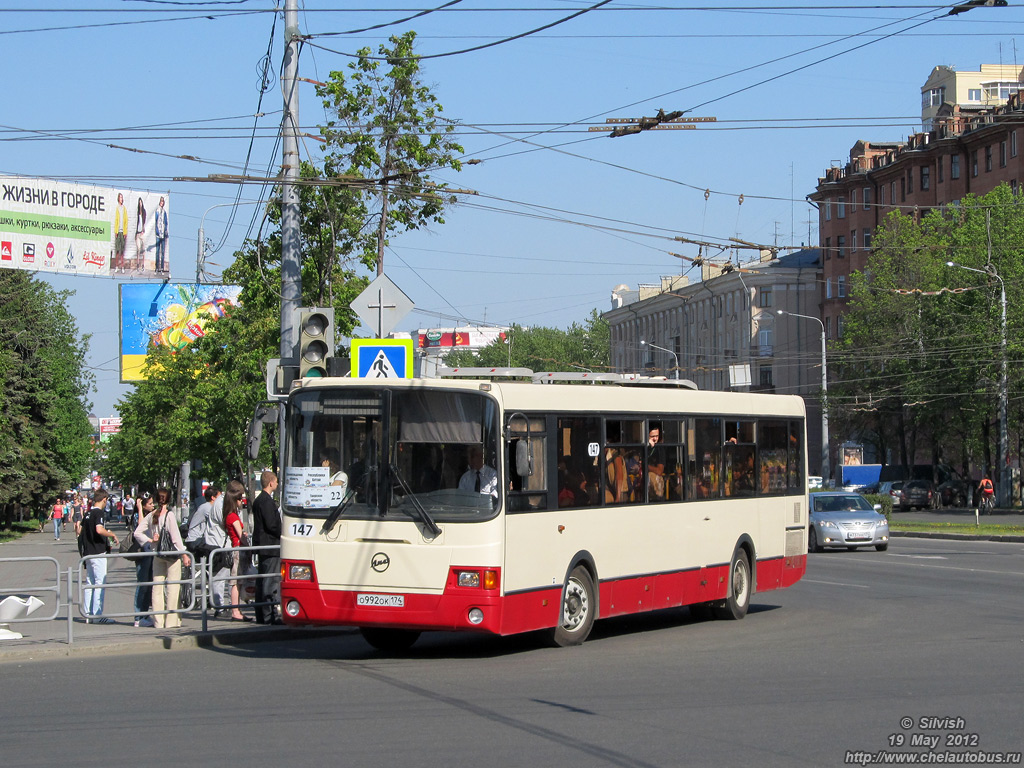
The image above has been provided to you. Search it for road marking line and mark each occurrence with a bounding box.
[802,578,870,589]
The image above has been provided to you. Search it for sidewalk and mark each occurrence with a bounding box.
[0,523,349,664]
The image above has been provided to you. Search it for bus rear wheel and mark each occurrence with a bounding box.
[360,627,421,653]
[712,549,751,621]
[548,566,596,647]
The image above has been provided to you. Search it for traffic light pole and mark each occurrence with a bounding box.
[280,0,302,362]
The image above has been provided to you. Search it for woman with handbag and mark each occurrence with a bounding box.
[223,484,252,622]
[128,493,155,627]
[135,488,191,629]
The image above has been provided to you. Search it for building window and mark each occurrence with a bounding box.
[968,88,981,101]
[851,230,857,251]
[837,196,846,218]
[825,316,832,339]
[825,236,831,260]
[851,189,857,206]
[880,185,886,206]
[983,81,1021,100]
[759,366,773,388]
[1012,131,1018,158]
[838,275,846,298]
[1000,141,1007,168]
[863,229,872,249]
[837,235,846,257]
[892,181,897,203]
[826,278,832,299]
[938,156,944,183]
[838,315,845,338]
[921,165,930,191]
[824,200,831,221]
[900,177,906,202]
[758,328,773,357]
[1013,179,1019,194]
[863,187,871,209]
[972,150,979,177]
[923,86,945,107]
[759,288,772,308]
[951,154,961,179]
[985,145,993,172]
[907,168,913,194]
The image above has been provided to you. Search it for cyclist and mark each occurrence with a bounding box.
[978,475,995,513]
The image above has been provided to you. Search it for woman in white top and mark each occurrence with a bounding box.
[134,488,191,629]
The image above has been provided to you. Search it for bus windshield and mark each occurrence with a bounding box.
[282,386,501,523]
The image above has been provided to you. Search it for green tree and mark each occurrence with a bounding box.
[444,311,611,372]
[317,31,464,274]
[834,185,1024,481]
[107,32,464,488]
[0,270,93,526]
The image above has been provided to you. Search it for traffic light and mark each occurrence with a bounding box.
[298,307,334,378]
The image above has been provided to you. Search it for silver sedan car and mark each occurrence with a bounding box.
[808,492,889,552]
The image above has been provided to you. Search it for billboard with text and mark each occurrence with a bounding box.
[1,176,170,278]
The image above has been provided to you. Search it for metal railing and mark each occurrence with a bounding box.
[0,544,280,644]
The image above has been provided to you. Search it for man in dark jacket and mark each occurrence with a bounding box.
[81,489,120,623]
[252,471,282,624]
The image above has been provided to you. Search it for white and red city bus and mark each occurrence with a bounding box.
[275,371,808,650]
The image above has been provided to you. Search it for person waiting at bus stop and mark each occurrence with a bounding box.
[459,445,498,497]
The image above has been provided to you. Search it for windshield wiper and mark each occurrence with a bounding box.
[319,489,355,535]
[390,465,442,537]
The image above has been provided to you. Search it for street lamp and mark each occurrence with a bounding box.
[198,201,265,283]
[777,309,830,487]
[640,340,679,380]
[947,259,1008,508]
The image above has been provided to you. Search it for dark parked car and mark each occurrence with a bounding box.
[899,479,937,511]
[937,478,970,508]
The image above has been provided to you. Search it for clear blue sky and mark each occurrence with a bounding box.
[3,1,1022,416]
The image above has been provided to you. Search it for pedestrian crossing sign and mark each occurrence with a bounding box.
[351,338,414,379]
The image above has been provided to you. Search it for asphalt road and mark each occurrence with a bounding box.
[4,537,1022,768]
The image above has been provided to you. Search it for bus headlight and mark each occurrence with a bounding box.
[289,564,313,581]
[468,608,484,625]
[458,571,480,588]
[286,600,301,617]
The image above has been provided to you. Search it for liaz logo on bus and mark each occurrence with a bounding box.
[371,552,391,573]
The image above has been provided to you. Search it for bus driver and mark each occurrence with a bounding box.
[459,445,498,498]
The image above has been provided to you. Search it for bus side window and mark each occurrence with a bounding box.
[758,421,789,495]
[509,416,549,512]
[690,418,721,499]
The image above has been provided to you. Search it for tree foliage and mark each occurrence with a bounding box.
[106,32,463,489]
[444,311,611,373]
[833,184,1024,480]
[317,31,464,273]
[0,270,93,525]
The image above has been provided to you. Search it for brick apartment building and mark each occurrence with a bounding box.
[810,71,1024,342]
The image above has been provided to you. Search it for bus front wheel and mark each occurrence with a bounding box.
[712,549,751,621]
[360,627,421,653]
[548,566,596,647]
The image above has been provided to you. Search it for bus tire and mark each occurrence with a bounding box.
[713,548,751,621]
[360,627,421,653]
[548,566,596,647]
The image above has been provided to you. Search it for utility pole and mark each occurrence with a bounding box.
[280,0,302,361]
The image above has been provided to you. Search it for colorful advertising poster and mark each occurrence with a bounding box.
[0,176,170,278]
[119,283,242,382]
[98,417,122,444]
[417,327,507,349]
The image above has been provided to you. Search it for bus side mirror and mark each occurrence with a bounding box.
[516,439,533,477]
[247,402,280,462]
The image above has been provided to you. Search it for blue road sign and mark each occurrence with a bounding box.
[351,338,414,379]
